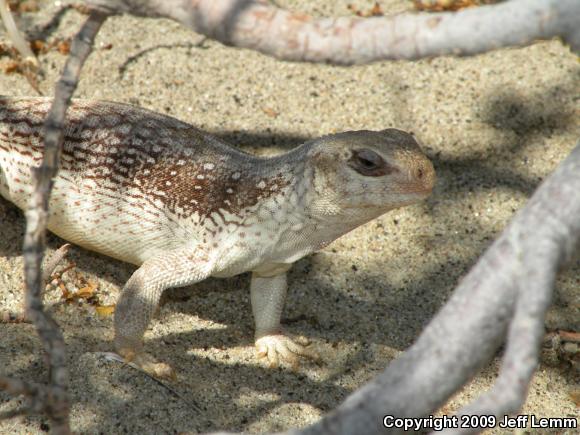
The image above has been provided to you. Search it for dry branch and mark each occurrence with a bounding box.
[42,243,72,284]
[0,0,37,64]
[0,11,108,434]
[295,141,580,435]
[86,0,580,64]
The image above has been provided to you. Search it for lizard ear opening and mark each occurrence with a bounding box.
[347,149,395,177]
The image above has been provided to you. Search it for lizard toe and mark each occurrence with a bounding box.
[140,360,177,381]
[118,347,177,381]
[255,334,319,369]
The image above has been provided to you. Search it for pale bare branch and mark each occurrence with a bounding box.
[297,141,580,434]
[0,0,37,64]
[86,0,580,64]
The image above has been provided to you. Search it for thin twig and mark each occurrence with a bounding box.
[0,10,108,434]
[42,243,72,283]
[94,352,203,412]
[0,375,39,397]
[0,408,28,420]
[0,0,37,63]
[0,0,43,93]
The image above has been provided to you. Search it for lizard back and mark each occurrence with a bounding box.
[0,97,293,265]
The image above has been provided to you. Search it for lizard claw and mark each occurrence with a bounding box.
[255,334,320,369]
[118,348,177,381]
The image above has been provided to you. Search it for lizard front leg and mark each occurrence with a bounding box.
[114,249,212,379]
[251,271,319,368]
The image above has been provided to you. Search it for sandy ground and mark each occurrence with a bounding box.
[0,0,578,433]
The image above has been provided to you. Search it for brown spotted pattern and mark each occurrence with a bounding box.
[0,98,293,222]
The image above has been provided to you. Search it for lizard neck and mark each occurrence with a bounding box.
[263,142,392,254]
[240,142,374,261]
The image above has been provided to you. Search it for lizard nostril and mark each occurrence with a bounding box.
[413,165,427,182]
[414,161,435,192]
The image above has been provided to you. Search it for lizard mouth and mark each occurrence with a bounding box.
[340,181,434,210]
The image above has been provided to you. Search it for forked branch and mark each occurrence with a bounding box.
[298,141,580,434]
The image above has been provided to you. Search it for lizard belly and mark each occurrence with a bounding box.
[0,153,159,265]
[48,175,185,265]
[211,223,319,278]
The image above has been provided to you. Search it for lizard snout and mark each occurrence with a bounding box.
[409,158,436,195]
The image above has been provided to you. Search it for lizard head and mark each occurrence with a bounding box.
[307,129,435,219]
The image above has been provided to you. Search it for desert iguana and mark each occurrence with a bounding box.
[0,97,435,378]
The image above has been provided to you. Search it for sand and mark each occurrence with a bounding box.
[0,0,578,433]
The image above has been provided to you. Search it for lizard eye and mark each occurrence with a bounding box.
[348,148,393,176]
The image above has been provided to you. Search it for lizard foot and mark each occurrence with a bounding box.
[255,334,320,369]
[117,348,176,380]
